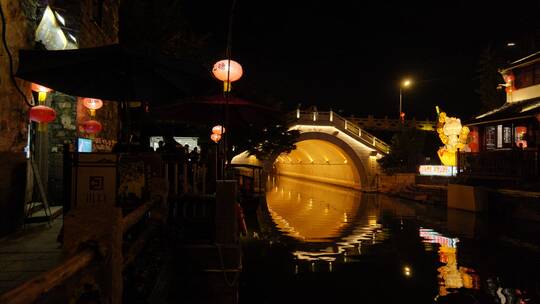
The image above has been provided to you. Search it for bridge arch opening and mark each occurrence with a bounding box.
[274,134,367,190]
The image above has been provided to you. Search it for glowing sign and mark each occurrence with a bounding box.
[418,165,456,177]
[419,228,459,248]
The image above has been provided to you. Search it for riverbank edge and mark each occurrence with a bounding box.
[382,181,540,223]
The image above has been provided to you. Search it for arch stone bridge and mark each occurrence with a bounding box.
[233,109,391,191]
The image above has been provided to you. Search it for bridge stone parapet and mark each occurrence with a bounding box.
[347,115,436,131]
[287,110,391,155]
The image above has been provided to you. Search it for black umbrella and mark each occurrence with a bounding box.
[15,44,215,103]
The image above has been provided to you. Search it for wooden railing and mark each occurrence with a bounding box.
[287,110,391,154]
[229,164,265,195]
[161,154,208,195]
[458,150,539,181]
[0,192,162,304]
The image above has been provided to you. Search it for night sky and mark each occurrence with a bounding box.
[183,1,540,121]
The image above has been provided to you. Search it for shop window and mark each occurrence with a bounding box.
[497,125,503,148]
[503,126,512,147]
[485,126,496,150]
[515,126,528,148]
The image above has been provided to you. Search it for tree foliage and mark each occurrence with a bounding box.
[377,127,436,174]
[232,124,300,162]
[475,45,506,112]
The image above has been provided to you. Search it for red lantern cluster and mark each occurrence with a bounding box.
[212,125,226,135]
[29,104,56,132]
[503,73,515,93]
[82,120,103,137]
[82,97,103,117]
[210,133,221,143]
[30,105,56,123]
[29,83,56,132]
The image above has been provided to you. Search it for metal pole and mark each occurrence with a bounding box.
[215,143,218,181]
[399,87,402,119]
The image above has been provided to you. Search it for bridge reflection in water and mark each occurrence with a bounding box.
[258,175,538,303]
[267,175,385,264]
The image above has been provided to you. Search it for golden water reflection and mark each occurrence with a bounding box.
[267,176,383,262]
[267,176,363,241]
[419,228,480,297]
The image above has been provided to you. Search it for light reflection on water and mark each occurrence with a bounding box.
[264,175,538,303]
[267,176,385,263]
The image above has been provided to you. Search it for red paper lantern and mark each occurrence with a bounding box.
[212,59,243,92]
[82,98,103,116]
[82,120,103,136]
[212,125,226,135]
[210,133,221,143]
[29,105,56,132]
[31,83,53,103]
[503,73,515,94]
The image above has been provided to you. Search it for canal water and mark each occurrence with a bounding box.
[239,176,540,304]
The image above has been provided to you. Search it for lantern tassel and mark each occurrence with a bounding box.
[37,122,47,132]
[223,81,232,92]
[90,109,96,117]
[38,92,47,104]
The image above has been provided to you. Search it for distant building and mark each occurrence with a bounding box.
[461,51,540,186]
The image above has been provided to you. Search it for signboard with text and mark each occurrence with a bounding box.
[72,153,117,209]
[419,165,457,177]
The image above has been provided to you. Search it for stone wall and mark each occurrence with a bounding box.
[0,0,37,152]
[378,173,416,193]
[77,0,120,48]
[0,0,38,236]
[46,93,77,205]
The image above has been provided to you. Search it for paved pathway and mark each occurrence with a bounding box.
[0,217,63,293]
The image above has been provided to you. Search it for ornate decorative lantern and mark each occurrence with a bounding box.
[210,133,221,143]
[503,73,515,93]
[212,59,243,92]
[82,98,103,117]
[212,125,226,135]
[82,120,103,138]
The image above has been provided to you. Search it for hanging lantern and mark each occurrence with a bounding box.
[82,120,103,138]
[211,133,221,143]
[212,125,226,135]
[82,98,103,117]
[29,105,56,132]
[503,73,515,94]
[31,83,53,104]
[212,59,243,92]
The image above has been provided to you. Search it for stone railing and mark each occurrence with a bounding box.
[287,110,391,154]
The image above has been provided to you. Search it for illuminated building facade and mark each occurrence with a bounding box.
[460,51,540,184]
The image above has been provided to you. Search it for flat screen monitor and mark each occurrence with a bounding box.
[78,138,92,153]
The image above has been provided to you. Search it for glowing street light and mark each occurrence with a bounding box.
[399,78,412,121]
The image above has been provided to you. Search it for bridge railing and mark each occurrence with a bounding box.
[288,110,390,154]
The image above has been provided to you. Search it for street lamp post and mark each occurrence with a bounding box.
[399,79,412,122]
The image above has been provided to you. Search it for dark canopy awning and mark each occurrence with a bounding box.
[466,97,540,126]
[15,44,216,103]
[152,95,282,128]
